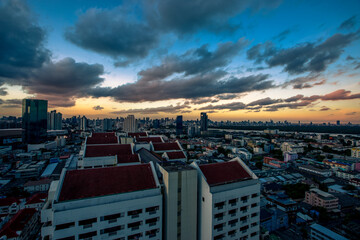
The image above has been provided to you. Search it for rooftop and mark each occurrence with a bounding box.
[136,136,163,143]
[86,132,118,145]
[0,208,37,238]
[26,193,48,205]
[199,161,252,186]
[85,144,139,163]
[310,223,348,240]
[153,142,181,151]
[58,164,157,202]
[166,151,186,160]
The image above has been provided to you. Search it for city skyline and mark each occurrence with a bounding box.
[0,0,360,123]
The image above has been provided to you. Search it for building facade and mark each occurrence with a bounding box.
[124,115,137,133]
[193,158,261,240]
[22,99,48,144]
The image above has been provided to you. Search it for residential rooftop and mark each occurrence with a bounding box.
[199,161,252,187]
[58,164,157,202]
[86,132,118,145]
[153,142,181,151]
[84,144,139,164]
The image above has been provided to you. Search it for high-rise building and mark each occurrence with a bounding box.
[22,99,48,144]
[200,112,208,132]
[176,115,183,135]
[47,110,62,130]
[336,120,340,126]
[158,163,197,240]
[192,158,261,240]
[124,115,137,133]
[80,116,87,131]
[102,118,112,131]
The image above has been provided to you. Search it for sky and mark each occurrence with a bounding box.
[0,0,359,123]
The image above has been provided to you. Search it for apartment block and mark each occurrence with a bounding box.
[305,188,338,211]
[41,163,162,240]
[192,158,261,240]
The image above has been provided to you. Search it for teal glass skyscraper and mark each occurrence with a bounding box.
[22,99,48,144]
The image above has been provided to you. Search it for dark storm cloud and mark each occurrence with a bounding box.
[25,58,104,107]
[246,41,276,64]
[145,0,282,34]
[198,102,247,111]
[110,103,190,115]
[93,105,104,111]
[65,6,159,66]
[0,88,8,96]
[90,73,275,102]
[0,0,50,80]
[284,94,304,102]
[338,15,357,30]
[282,74,326,89]
[247,97,282,106]
[66,0,281,64]
[247,31,359,75]
[138,39,248,81]
[0,98,22,108]
[0,0,106,108]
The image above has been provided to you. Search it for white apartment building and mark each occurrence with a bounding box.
[192,158,261,240]
[124,115,137,133]
[41,163,162,240]
[158,163,197,240]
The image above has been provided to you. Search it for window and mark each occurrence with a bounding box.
[100,225,124,235]
[146,206,159,215]
[215,212,224,220]
[128,233,142,240]
[214,223,224,231]
[214,234,225,240]
[241,196,249,202]
[251,222,258,227]
[128,209,142,218]
[146,229,159,238]
[57,237,75,240]
[251,232,258,237]
[251,203,258,208]
[229,198,237,206]
[101,213,122,223]
[251,213,258,218]
[228,219,238,227]
[251,193,258,198]
[240,206,248,212]
[229,209,237,216]
[214,201,225,209]
[240,216,248,222]
[240,225,249,233]
[79,218,97,229]
[128,221,142,230]
[79,231,97,239]
[145,217,158,226]
[55,222,75,231]
[228,230,236,236]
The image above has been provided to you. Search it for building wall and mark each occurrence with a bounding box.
[42,188,163,240]
[199,178,261,240]
[159,166,197,240]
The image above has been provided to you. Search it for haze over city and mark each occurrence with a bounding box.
[0,0,360,123]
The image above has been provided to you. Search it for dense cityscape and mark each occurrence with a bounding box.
[1,0,360,240]
[0,99,359,239]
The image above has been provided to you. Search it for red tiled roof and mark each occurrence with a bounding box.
[85,144,139,164]
[26,193,47,205]
[85,144,132,157]
[86,132,118,145]
[166,151,186,160]
[0,208,37,238]
[128,132,148,138]
[0,197,20,207]
[153,142,181,151]
[199,161,251,186]
[136,137,163,143]
[58,164,157,202]
[60,154,70,159]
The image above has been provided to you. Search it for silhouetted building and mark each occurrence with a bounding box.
[176,115,183,135]
[22,99,48,144]
[47,110,62,130]
[80,116,87,131]
[124,115,137,133]
[200,112,208,132]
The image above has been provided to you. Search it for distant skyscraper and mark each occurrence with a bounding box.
[48,110,62,130]
[153,119,160,129]
[176,115,183,135]
[200,112,208,132]
[22,99,48,144]
[124,115,137,132]
[102,118,112,131]
[80,116,87,131]
[336,120,340,126]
